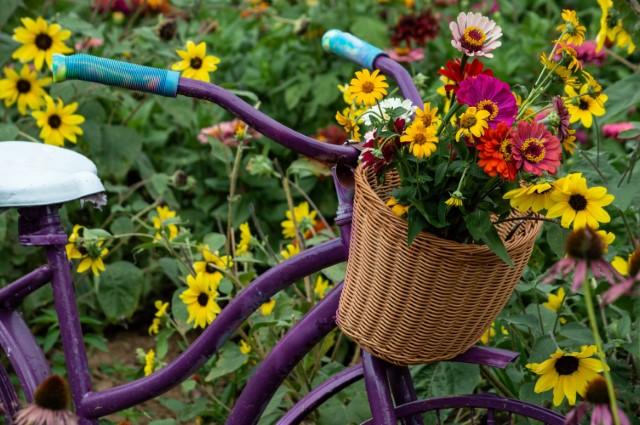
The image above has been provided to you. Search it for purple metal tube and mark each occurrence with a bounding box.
[362,350,398,425]
[177,79,360,166]
[0,360,20,420]
[276,364,364,425]
[374,56,423,109]
[0,264,53,307]
[387,365,424,425]
[227,282,345,425]
[78,238,347,418]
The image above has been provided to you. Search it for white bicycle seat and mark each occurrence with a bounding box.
[0,141,105,208]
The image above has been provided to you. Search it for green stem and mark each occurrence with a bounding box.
[583,278,621,425]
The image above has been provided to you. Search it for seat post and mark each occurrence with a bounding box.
[17,205,68,247]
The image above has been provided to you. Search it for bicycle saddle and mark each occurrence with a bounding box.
[0,141,105,208]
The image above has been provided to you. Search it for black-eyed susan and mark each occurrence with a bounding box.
[564,84,607,128]
[400,120,438,159]
[171,40,220,83]
[414,102,441,129]
[543,287,568,324]
[281,201,317,239]
[455,106,490,142]
[152,205,179,240]
[386,196,410,217]
[546,173,614,229]
[235,222,253,256]
[556,9,586,46]
[32,96,85,147]
[0,65,50,115]
[596,0,636,55]
[280,243,300,260]
[179,272,222,329]
[526,345,607,406]
[503,181,555,213]
[12,17,73,71]
[335,110,361,141]
[193,245,233,277]
[65,224,84,260]
[348,69,388,106]
[77,241,108,277]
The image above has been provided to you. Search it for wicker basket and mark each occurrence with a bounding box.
[337,165,542,365]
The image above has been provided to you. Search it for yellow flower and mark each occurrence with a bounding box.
[65,224,85,260]
[526,345,608,406]
[171,41,220,83]
[479,322,508,344]
[152,205,179,241]
[239,340,251,355]
[564,84,607,128]
[281,201,317,239]
[236,222,253,256]
[260,299,275,316]
[12,17,73,71]
[314,275,330,299]
[386,197,409,217]
[335,110,361,142]
[148,318,161,335]
[503,182,555,213]
[144,349,155,376]
[194,245,233,277]
[32,96,85,147]
[154,300,169,317]
[556,10,586,46]
[543,287,565,313]
[445,192,464,207]
[400,120,438,159]
[596,0,636,54]
[455,107,490,142]
[546,173,614,229]
[414,103,441,128]
[76,241,108,277]
[338,83,355,105]
[280,243,300,260]
[179,272,222,329]
[0,65,51,115]
[348,69,388,106]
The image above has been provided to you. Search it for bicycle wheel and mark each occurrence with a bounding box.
[361,393,565,425]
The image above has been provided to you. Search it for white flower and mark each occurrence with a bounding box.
[450,12,502,58]
[359,98,416,126]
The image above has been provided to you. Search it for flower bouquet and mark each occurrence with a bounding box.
[334,10,617,365]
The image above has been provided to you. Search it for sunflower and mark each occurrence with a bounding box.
[171,40,221,83]
[526,345,607,406]
[348,69,389,106]
[179,272,222,329]
[32,97,85,147]
[12,17,73,71]
[0,65,51,115]
[503,181,555,213]
[152,205,179,240]
[193,245,233,277]
[281,201,317,239]
[556,9,586,46]
[564,84,607,128]
[455,106,490,142]
[546,173,614,229]
[400,120,438,159]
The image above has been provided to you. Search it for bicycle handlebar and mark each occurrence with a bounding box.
[53,54,179,97]
[321,29,386,70]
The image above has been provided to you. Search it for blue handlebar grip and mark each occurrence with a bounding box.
[52,53,179,97]
[321,29,386,70]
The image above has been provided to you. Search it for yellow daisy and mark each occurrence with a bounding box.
[348,69,388,106]
[386,197,410,217]
[526,345,607,406]
[193,245,232,277]
[65,224,85,260]
[314,275,330,299]
[154,300,169,317]
[239,340,251,355]
[564,84,607,128]
[281,201,317,239]
[335,110,361,141]
[455,107,490,142]
[171,41,220,83]
[280,243,300,260]
[260,299,276,316]
[76,241,108,277]
[12,17,73,71]
[0,65,51,115]
[555,9,586,46]
[543,287,566,313]
[596,0,636,54]
[235,222,253,256]
[144,349,155,376]
[179,272,222,329]
[414,102,441,128]
[32,97,85,147]
[503,182,555,213]
[546,173,614,229]
[445,191,464,207]
[400,120,438,159]
[148,317,161,335]
[152,205,179,241]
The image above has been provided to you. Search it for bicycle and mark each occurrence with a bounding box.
[0,30,566,425]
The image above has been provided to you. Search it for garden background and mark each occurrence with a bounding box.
[0,0,639,424]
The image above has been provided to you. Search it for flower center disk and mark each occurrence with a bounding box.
[17,79,31,94]
[461,115,477,128]
[478,99,499,120]
[461,26,486,52]
[48,115,62,129]
[197,292,209,307]
[568,194,587,211]
[190,57,203,69]
[554,355,579,375]
[521,137,546,163]
[35,33,53,50]
[362,81,374,93]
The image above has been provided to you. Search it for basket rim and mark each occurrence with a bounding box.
[355,164,542,253]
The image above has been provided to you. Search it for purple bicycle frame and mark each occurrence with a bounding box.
[0,55,539,425]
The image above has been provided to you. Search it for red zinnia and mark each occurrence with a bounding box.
[390,9,441,47]
[437,58,493,93]
[359,118,405,173]
[510,120,562,176]
[476,122,517,181]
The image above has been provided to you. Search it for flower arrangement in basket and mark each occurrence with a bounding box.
[334,10,617,365]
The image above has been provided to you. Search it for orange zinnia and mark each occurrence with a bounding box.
[476,122,516,181]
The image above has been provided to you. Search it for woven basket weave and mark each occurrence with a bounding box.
[337,165,542,365]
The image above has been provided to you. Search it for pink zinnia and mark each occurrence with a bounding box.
[510,120,562,175]
[457,74,517,128]
[602,122,638,141]
[385,47,425,63]
[449,12,502,58]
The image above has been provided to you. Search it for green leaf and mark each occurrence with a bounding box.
[90,125,143,180]
[97,261,143,322]
[480,226,513,268]
[203,233,226,252]
[465,210,492,241]
[429,362,480,396]
[171,288,190,334]
[204,343,248,382]
[503,314,539,330]
[0,123,19,140]
[110,217,134,236]
[434,162,448,186]
[545,223,570,259]
[323,263,346,283]
[0,0,18,29]
[528,335,556,363]
[349,17,388,50]
[312,74,340,107]
[598,72,640,123]
[559,322,594,345]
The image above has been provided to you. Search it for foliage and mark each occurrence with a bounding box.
[0,0,639,424]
